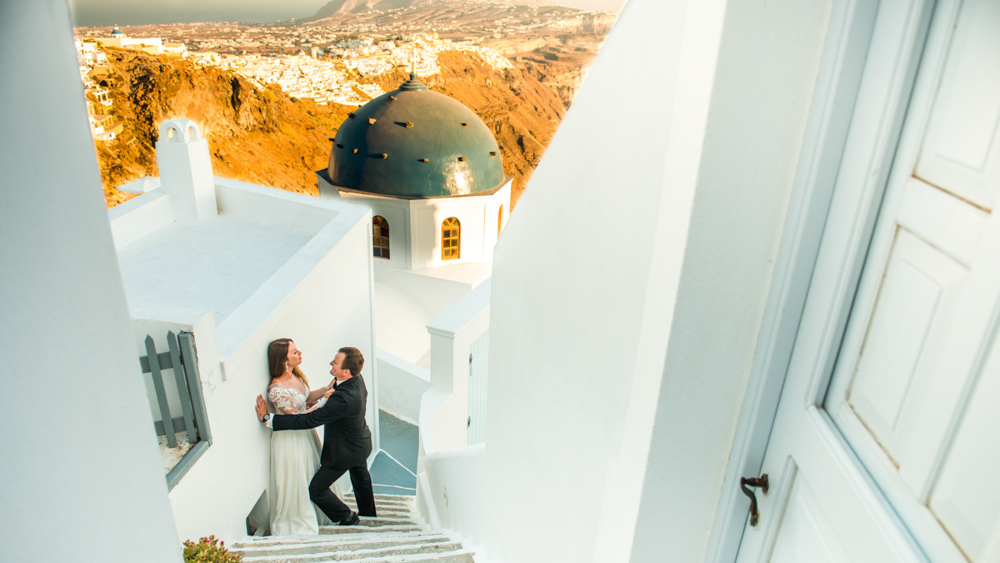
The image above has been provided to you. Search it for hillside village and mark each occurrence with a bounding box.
[192,35,513,106]
[74,5,610,208]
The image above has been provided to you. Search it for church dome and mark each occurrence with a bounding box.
[111,25,125,36]
[327,74,505,198]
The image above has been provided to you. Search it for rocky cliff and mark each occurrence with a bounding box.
[94,48,348,206]
[95,47,570,208]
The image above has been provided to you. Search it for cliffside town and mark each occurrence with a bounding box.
[75,0,615,208]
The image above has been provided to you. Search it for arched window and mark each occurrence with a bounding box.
[373,216,389,259]
[442,217,460,260]
[497,205,504,239]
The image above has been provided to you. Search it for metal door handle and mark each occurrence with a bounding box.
[740,474,769,527]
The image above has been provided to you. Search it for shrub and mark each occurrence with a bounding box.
[182,535,241,562]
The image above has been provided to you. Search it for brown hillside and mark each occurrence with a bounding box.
[95,48,566,208]
[94,48,348,207]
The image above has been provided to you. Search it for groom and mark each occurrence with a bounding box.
[256,346,377,525]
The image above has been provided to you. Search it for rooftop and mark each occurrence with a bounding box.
[110,177,370,370]
[328,74,505,199]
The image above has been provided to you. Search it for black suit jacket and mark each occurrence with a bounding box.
[272,374,372,470]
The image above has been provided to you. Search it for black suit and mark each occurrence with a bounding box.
[272,374,376,520]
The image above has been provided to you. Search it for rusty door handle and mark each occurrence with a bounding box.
[740,474,769,527]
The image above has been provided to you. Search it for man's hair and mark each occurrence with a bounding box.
[338,346,364,377]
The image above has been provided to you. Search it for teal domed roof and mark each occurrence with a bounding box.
[111,25,125,36]
[327,74,505,198]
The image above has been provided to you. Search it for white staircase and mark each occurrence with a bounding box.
[232,494,475,562]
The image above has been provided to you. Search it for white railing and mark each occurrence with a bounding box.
[414,280,494,552]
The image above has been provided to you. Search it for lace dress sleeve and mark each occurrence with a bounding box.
[268,387,300,415]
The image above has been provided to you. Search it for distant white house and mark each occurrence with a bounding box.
[96,25,187,57]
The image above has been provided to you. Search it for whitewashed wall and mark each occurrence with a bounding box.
[0,1,182,560]
[481,0,830,561]
[338,188,508,272]
[376,349,430,424]
[108,147,377,544]
[483,180,512,263]
[160,196,377,543]
[349,196,411,270]
[414,281,492,546]
[410,196,492,269]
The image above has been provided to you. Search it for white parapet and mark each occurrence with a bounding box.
[156,119,218,223]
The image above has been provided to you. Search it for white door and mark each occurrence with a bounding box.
[467,330,489,445]
[738,0,1000,560]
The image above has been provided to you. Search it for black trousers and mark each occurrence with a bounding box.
[308,462,377,522]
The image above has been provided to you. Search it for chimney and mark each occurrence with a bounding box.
[155,119,218,223]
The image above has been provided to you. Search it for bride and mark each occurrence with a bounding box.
[265,338,339,535]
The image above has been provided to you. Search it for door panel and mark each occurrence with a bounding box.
[739,0,1000,560]
[761,410,914,562]
[896,178,987,266]
[847,227,968,466]
[930,321,1000,560]
[914,0,1000,211]
[769,465,850,563]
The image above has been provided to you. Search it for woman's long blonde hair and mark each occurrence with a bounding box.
[267,338,309,387]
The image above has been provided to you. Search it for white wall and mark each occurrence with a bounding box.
[482,0,830,561]
[110,151,376,543]
[0,1,181,560]
[410,196,494,269]
[338,187,507,271]
[376,349,430,424]
[629,2,831,560]
[483,180,512,263]
[339,194,411,270]
[415,282,492,547]
[415,444,491,559]
[163,204,378,543]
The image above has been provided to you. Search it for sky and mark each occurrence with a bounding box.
[69,0,627,27]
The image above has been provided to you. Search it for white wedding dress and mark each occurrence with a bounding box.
[267,385,340,536]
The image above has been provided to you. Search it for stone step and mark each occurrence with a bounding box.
[344,498,411,509]
[338,516,414,527]
[369,507,413,517]
[373,501,411,508]
[357,549,476,563]
[345,500,412,511]
[344,497,411,508]
[234,532,453,558]
[230,491,470,562]
[236,539,467,562]
[346,493,414,504]
[318,523,421,536]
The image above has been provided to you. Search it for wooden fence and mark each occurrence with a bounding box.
[139,331,211,488]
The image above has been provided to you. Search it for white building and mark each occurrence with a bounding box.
[414,0,1000,561]
[97,25,166,55]
[318,73,510,389]
[4,0,1000,561]
[109,118,378,541]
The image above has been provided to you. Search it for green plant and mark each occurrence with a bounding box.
[182,535,241,562]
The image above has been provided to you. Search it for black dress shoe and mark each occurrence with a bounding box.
[339,511,360,526]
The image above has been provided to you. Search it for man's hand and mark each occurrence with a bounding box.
[255,394,269,421]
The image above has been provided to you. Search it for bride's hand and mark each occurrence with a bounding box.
[323,387,335,399]
[255,394,268,421]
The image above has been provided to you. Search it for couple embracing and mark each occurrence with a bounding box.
[255,339,377,536]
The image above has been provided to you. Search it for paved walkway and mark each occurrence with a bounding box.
[370,410,418,496]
